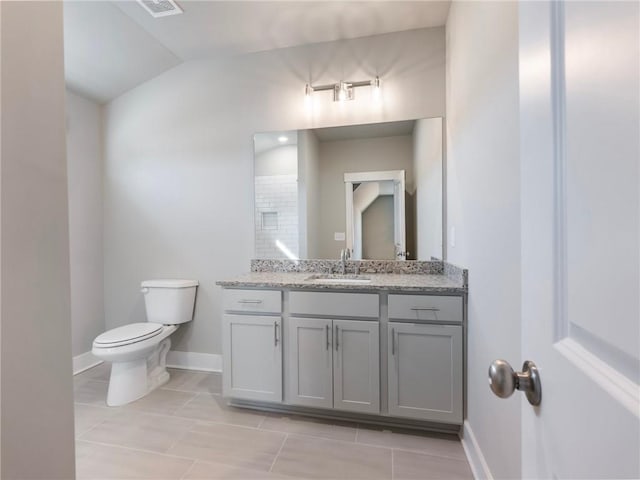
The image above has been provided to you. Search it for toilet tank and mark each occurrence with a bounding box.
[140,279,199,325]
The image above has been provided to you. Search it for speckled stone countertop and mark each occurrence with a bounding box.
[216,271,466,294]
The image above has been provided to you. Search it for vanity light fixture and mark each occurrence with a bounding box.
[305,76,381,102]
[278,136,288,143]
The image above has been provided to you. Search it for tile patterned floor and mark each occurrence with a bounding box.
[74,364,473,480]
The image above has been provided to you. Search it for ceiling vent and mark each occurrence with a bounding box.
[137,0,183,18]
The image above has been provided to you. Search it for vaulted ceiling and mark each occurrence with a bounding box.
[63,1,450,104]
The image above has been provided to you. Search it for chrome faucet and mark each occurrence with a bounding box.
[339,248,351,275]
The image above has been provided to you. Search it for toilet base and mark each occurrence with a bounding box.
[106,337,172,406]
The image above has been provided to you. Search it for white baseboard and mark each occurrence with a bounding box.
[73,350,222,375]
[73,351,103,375]
[166,351,222,372]
[461,420,493,480]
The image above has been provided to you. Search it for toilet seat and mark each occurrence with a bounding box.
[94,323,164,348]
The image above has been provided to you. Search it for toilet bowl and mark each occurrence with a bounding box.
[92,279,198,406]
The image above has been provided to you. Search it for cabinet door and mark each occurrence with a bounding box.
[222,314,282,403]
[286,317,333,408]
[388,323,462,423]
[333,320,380,414]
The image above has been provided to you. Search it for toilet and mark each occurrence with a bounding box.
[92,279,199,406]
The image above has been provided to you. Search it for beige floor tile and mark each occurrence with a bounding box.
[168,422,286,472]
[163,369,222,394]
[183,460,289,479]
[174,393,264,428]
[75,440,194,480]
[79,411,196,453]
[124,388,198,415]
[356,426,466,461]
[196,372,222,394]
[74,380,111,406]
[74,404,119,437]
[393,450,473,480]
[260,413,357,442]
[271,434,392,479]
[74,374,92,389]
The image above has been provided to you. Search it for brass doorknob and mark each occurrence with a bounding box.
[488,359,541,406]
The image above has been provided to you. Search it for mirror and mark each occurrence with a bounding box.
[253,117,444,261]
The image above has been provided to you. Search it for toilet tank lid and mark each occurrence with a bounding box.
[141,279,199,288]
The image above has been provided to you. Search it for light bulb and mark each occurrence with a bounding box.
[304,84,313,110]
[338,84,347,102]
[371,76,381,101]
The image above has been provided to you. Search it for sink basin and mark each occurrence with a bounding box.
[305,274,372,285]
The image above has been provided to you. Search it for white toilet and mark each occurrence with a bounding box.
[92,279,199,406]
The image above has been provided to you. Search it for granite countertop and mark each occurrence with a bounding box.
[216,271,466,294]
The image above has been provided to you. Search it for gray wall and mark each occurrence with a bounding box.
[297,130,320,258]
[66,90,105,357]
[1,2,75,477]
[317,135,413,259]
[446,2,521,478]
[362,195,395,259]
[103,27,445,355]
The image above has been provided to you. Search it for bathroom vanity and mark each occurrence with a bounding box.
[217,260,467,432]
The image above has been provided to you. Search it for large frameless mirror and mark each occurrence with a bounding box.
[253,117,444,261]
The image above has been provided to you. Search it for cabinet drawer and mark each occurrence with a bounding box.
[388,294,462,323]
[223,289,282,314]
[289,291,379,318]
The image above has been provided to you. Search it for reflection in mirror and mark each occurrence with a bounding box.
[345,170,406,260]
[253,118,443,261]
[254,131,299,259]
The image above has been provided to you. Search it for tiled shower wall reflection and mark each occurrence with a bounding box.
[254,174,299,258]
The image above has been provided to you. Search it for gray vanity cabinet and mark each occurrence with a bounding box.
[222,314,282,403]
[332,319,380,414]
[222,289,283,403]
[387,322,463,424]
[219,285,467,430]
[286,317,380,414]
[286,317,333,409]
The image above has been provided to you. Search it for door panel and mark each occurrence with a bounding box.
[286,317,333,408]
[519,2,639,477]
[333,320,380,414]
[222,314,282,402]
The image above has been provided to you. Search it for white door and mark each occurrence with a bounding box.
[388,323,463,423]
[518,1,639,478]
[333,320,380,414]
[286,317,333,408]
[222,314,282,403]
